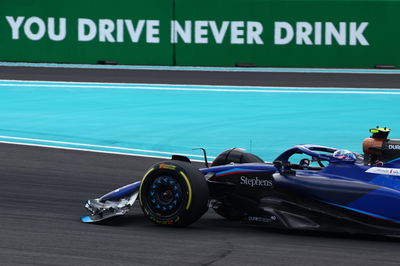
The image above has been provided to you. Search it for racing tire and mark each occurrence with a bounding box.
[212,148,264,167]
[139,160,209,227]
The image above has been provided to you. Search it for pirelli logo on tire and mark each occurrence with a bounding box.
[159,164,177,170]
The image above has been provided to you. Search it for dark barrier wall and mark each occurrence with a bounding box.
[0,0,399,67]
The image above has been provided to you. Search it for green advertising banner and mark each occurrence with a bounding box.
[0,0,174,65]
[0,0,399,67]
[173,0,400,67]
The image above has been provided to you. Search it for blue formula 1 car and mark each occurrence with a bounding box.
[82,127,400,236]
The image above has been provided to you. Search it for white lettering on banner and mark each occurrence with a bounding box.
[99,19,115,42]
[274,22,294,45]
[78,18,97,41]
[314,22,322,45]
[349,22,369,45]
[4,16,370,47]
[325,22,346,45]
[247,21,263,44]
[116,19,124,42]
[24,17,46,41]
[274,21,369,46]
[47,17,66,41]
[6,16,25,39]
[296,22,313,45]
[195,20,208,44]
[231,21,245,44]
[125,20,145,43]
[171,20,263,44]
[77,19,159,43]
[209,21,229,44]
[171,20,191,43]
[6,16,66,41]
[146,20,160,43]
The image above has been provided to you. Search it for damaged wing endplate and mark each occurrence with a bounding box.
[81,181,141,223]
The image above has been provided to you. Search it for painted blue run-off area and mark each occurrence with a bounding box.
[0,80,399,161]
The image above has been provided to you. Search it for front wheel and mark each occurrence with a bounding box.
[139,160,209,227]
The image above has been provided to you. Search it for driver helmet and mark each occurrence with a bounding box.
[333,149,357,161]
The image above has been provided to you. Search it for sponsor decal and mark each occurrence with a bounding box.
[240,176,273,187]
[366,167,400,176]
[247,215,277,223]
[388,144,400,150]
[148,213,180,224]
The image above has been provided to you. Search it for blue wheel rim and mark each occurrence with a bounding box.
[147,175,184,217]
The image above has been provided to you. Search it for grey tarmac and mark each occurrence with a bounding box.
[1,143,400,266]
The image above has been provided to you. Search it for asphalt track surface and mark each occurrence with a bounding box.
[1,65,400,88]
[2,143,400,266]
[1,66,400,266]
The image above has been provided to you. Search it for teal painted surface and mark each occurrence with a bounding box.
[0,80,399,161]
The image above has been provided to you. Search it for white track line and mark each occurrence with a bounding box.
[0,135,208,158]
[0,80,399,94]
[0,140,208,162]
[0,79,399,90]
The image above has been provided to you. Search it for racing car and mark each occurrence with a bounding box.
[81,127,400,236]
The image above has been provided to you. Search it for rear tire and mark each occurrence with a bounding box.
[212,148,264,167]
[139,160,209,226]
